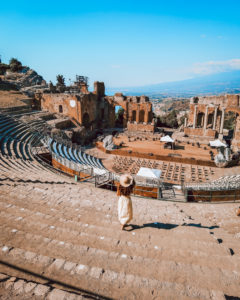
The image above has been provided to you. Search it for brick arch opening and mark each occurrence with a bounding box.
[207,113,214,127]
[82,112,90,128]
[197,112,204,127]
[148,111,152,123]
[223,111,238,142]
[132,110,136,121]
[115,105,125,128]
[59,105,63,113]
[139,110,145,123]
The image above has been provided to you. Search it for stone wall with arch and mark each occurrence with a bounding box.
[184,94,240,150]
[37,81,154,132]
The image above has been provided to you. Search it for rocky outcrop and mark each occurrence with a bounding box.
[4,67,46,88]
[3,67,48,96]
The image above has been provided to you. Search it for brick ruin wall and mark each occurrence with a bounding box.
[38,83,115,129]
[184,94,240,150]
[37,83,154,132]
[127,122,155,132]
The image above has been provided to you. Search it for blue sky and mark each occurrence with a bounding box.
[1,0,240,87]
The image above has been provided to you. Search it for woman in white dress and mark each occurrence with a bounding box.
[117,174,135,230]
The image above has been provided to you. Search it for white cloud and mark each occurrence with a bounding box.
[110,64,121,69]
[192,59,240,75]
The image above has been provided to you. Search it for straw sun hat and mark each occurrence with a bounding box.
[120,174,133,187]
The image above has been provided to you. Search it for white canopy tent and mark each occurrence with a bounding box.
[136,167,162,178]
[160,135,174,143]
[209,139,227,148]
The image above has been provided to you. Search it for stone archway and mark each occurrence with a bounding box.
[132,110,136,122]
[115,106,125,128]
[82,112,90,128]
[207,113,214,128]
[196,112,204,127]
[139,110,145,123]
[148,111,152,123]
[223,111,237,140]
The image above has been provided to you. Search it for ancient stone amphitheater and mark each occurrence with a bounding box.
[0,112,240,300]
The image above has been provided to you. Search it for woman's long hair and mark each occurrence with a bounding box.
[118,179,135,196]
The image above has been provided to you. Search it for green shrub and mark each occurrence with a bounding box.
[9,58,23,72]
[0,63,10,75]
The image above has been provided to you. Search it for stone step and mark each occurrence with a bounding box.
[0,183,191,222]
[0,187,234,244]
[0,162,73,183]
[2,209,239,288]
[0,212,230,262]
[0,244,226,300]
[0,272,86,300]
[0,197,231,251]
[1,213,238,270]
[0,204,229,253]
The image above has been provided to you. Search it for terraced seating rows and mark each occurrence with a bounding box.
[46,137,107,176]
[0,113,75,184]
[0,181,240,299]
[185,174,240,191]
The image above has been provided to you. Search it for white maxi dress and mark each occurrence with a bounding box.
[118,195,133,225]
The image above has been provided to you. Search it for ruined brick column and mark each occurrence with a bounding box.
[220,107,225,134]
[213,106,218,130]
[136,105,140,123]
[203,106,209,131]
[184,117,187,128]
[144,109,149,123]
[193,105,197,129]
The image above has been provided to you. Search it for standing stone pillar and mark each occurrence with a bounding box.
[124,101,129,127]
[136,105,140,123]
[144,109,148,123]
[184,117,187,128]
[193,105,197,129]
[220,108,225,134]
[213,106,218,130]
[203,106,209,131]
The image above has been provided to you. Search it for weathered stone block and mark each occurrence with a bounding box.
[34,284,50,296]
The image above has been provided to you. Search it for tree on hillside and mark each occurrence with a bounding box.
[9,58,22,72]
[166,110,179,128]
[49,81,56,93]
[0,63,10,75]
[179,113,188,126]
[115,107,124,127]
[156,109,179,128]
[56,74,65,86]
[56,74,66,92]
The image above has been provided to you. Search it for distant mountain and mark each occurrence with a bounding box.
[106,70,240,98]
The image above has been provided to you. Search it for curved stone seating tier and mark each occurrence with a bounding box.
[48,138,107,176]
[1,126,42,161]
[185,174,240,191]
[73,148,84,165]
[0,116,12,124]
[0,113,74,184]
[68,147,78,163]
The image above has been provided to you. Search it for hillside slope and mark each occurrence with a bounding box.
[106,70,240,97]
